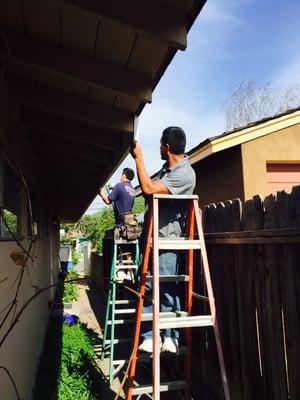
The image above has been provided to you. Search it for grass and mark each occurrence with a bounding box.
[35,275,103,399]
[35,320,103,400]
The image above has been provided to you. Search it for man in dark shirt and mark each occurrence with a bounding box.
[99,167,136,226]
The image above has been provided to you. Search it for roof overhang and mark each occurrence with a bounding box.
[188,108,300,165]
[0,0,206,220]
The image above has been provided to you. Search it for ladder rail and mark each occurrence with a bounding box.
[126,214,154,400]
[183,201,195,400]
[119,195,230,400]
[152,198,161,400]
[101,239,140,385]
[193,199,230,400]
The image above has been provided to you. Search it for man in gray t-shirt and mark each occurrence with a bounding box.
[130,126,196,353]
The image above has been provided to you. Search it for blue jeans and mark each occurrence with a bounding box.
[141,251,182,340]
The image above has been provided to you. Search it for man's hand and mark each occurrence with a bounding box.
[99,187,110,205]
[130,141,143,160]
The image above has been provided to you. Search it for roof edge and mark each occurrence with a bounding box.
[188,107,300,165]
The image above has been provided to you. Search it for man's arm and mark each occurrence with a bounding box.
[130,142,169,195]
[99,188,110,205]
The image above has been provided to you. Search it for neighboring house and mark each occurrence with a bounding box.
[188,107,300,208]
[0,1,206,399]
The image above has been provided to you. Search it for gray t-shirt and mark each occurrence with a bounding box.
[158,156,196,238]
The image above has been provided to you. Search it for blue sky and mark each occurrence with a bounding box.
[86,0,300,214]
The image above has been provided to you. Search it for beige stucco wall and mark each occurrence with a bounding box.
[0,107,60,399]
[193,146,244,208]
[0,207,60,400]
[241,124,300,199]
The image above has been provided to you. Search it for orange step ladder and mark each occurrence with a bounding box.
[116,194,230,400]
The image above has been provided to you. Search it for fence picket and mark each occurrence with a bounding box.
[196,186,300,400]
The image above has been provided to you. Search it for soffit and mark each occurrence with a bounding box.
[0,0,207,221]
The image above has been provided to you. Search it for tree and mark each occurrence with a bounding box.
[225,79,300,131]
[60,196,146,253]
[132,195,145,215]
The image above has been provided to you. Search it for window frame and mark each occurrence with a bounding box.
[0,151,22,241]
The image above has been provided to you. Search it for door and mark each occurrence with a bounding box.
[266,163,300,193]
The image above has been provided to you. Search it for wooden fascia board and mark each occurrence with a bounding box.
[58,0,187,50]
[9,78,134,134]
[3,29,152,103]
[189,110,300,165]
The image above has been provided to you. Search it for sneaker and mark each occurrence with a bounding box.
[161,337,179,353]
[138,338,162,353]
[115,271,127,282]
[125,270,135,282]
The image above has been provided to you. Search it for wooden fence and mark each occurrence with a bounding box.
[191,186,300,400]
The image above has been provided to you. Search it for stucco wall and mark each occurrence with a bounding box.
[193,146,244,208]
[0,107,60,399]
[241,124,300,199]
[0,236,59,400]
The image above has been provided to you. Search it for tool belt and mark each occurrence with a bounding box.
[114,212,142,241]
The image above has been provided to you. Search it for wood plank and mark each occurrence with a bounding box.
[280,188,300,399]
[235,195,264,398]
[59,0,187,50]
[205,228,300,239]
[206,237,300,244]
[21,108,124,151]
[3,29,152,102]
[9,78,134,133]
[28,129,113,164]
[260,193,289,399]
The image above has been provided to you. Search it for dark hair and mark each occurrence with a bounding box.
[161,126,186,154]
[122,167,135,181]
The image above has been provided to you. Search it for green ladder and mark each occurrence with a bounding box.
[101,238,140,385]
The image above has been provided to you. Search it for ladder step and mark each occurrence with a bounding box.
[159,315,213,329]
[142,311,188,322]
[114,239,139,244]
[107,311,188,325]
[115,308,136,314]
[116,265,138,270]
[153,194,198,200]
[104,338,131,345]
[158,239,201,250]
[117,259,137,265]
[146,274,189,282]
[109,300,135,305]
[132,380,186,395]
[107,319,133,325]
[112,347,188,365]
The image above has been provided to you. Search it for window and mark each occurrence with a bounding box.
[0,154,22,239]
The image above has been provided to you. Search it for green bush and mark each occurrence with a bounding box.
[63,271,78,303]
[72,249,80,265]
[35,321,102,400]
[58,324,97,400]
